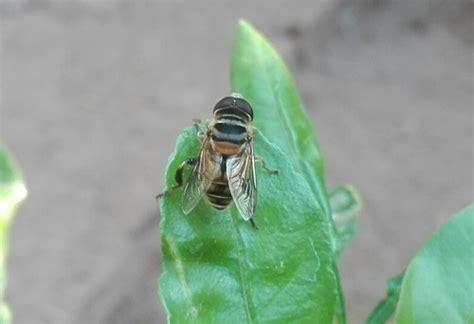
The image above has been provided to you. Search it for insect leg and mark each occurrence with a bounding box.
[255,156,279,175]
[249,218,259,230]
[156,157,197,200]
[193,119,207,142]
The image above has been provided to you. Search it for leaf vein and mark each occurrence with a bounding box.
[164,236,198,322]
[229,211,255,323]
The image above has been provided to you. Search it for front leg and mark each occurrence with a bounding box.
[156,157,197,200]
[193,119,207,143]
[250,128,278,175]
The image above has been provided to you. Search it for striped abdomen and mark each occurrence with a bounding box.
[206,176,232,210]
[205,157,232,210]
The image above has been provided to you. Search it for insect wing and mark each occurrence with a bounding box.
[182,139,220,214]
[226,142,257,220]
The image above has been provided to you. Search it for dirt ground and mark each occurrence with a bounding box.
[1,0,472,323]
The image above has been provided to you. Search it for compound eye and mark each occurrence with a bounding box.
[213,96,253,121]
[213,97,234,112]
[235,98,253,120]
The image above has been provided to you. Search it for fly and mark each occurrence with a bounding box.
[157,93,278,229]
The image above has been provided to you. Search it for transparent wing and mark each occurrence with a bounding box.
[182,138,221,214]
[226,142,257,220]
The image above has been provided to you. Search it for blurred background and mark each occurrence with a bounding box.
[0,0,472,323]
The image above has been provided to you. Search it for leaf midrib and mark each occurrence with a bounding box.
[229,209,255,323]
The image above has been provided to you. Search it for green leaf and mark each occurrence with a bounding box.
[231,20,331,220]
[0,145,26,253]
[365,272,404,324]
[366,204,474,324]
[230,19,346,322]
[230,27,346,318]
[328,185,361,258]
[0,145,27,324]
[0,303,11,324]
[160,129,338,323]
[394,203,474,323]
[159,21,344,323]
[159,19,346,323]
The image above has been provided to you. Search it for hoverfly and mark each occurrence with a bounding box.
[157,93,278,229]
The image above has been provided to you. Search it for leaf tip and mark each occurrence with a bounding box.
[236,18,252,31]
[235,19,265,43]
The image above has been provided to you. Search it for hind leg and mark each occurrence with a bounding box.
[249,218,259,230]
[156,157,197,200]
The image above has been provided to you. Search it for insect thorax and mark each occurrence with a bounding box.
[208,111,252,155]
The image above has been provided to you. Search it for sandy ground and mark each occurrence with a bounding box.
[1,0,472,323]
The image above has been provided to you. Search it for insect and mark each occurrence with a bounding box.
[157,93,278,229]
